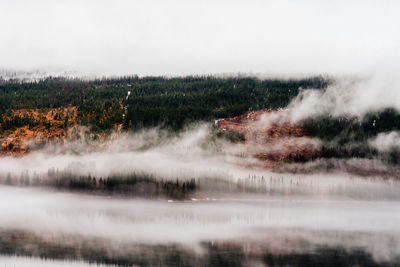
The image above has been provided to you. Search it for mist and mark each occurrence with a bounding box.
[1,0,400,265]
[0,124,398,200]
[0,124,399,264]
[288,72,400,121]
[0,184,399,263]
[370,131,400,152]
[1,0,399,77]
[2,0,400,121]
[0,256,109,267]
[0,124,259,181]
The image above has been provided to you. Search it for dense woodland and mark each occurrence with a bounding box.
[0,76,328,131]
[1,75,400,164]
[303,108,400,164]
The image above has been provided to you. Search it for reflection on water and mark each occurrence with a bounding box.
[0,110,398,266]
[0,232,398,266]
[0,173,398,266]
[0,240,397,266]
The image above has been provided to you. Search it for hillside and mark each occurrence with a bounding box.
[216,110,320,164]
[0,76,399,168]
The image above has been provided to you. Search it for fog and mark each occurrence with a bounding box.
[1,0,400,264]
[0,124,261,181]
[0,256,109,267]
[1,0,399,77]
[2,0,400,124]
[1,0,399,117]
[0,184,399,262]
[0,124,397,198]
[289,72,400,120]
[0,125,399,264]
[370,131,400,152]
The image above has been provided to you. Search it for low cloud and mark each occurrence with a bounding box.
[288,72,400,121]
[369,131,400,152]
[0,124,262,182]
[0,0,399,76]
[0,184,399,262]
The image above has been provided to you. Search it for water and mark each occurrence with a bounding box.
[0,173,398,266]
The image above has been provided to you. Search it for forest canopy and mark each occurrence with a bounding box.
[0,76,329,131]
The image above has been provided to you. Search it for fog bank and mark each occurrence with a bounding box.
[289,72,400,120]
[0,185,399,262]
[0,256,108,267]
[1,0,399,76]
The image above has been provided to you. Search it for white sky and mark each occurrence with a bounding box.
[0,0,399,76]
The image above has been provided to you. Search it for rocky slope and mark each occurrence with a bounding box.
[1,107,78,155]
[215,110,320,164]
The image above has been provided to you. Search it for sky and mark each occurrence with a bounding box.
[1,0,399,76]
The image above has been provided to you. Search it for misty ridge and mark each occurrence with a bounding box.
[1,0,400,266]
[1,123,400,201]
[0,73,399,201]
[0,77,399,264]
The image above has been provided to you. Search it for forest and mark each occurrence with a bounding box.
[1,75,400,164]
[0,76,328,131]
